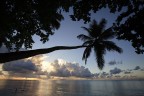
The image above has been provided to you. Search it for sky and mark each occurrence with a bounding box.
[0,8,144,80]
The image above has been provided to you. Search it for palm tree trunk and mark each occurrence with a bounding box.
[0,45,85,63]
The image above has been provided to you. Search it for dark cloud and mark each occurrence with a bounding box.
[124,71,131,74]
[100,72,109,78]
[107,75,113,79]
[114,75,121,78]
[108,60,122,65]
[93,73,100,78]
[2,59,38,73]
[123,69,132,74]
[110,67,122,74]
[134,66,141,70]
[122,75,130,79]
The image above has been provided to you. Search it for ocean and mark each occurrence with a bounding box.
[0,80,144,96]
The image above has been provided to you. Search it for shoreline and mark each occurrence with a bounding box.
[0,77,144,81]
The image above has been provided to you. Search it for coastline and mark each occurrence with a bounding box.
[0,76,144,81]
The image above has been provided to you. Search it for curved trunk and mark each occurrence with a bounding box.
[0,45,85,63]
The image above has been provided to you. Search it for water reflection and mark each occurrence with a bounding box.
[37,80,93,96]
[83,80,144,96]
[0,80,39,96]
[0,80,144,96]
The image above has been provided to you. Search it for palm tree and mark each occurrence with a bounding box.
[77,19,123,69]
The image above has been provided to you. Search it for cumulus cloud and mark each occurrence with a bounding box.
[110,67,122,74]
[93,73,100,78]
[41,59,92,77]
[99,72,109,78]
[93,72,114,79]
[122,69,132,74]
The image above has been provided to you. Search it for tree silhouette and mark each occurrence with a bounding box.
[0,45,86,63]
[77,19,123,69]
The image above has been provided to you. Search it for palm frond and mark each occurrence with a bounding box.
[90,20,105,38]
[94,45,105,70]
[81,27,95,38]
[82,40,94,46]
[102,41,123,53]
[82,47,92,64]
[77,34,92,41]
[99,18,107,32]
[81,27,91,34]
[90,20,97,29]
[100,28,116,40]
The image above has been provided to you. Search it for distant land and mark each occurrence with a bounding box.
[0,76,144,81]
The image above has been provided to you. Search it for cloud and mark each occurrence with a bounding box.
[2,59,38,73]
[114,75,121,78]
[99,72,109,78]
[124,71,131,74]
[93,73,100,78]
[134,66,141,70]
[110,67,122,74]
[41,59,92,77]
[108,60,122,65]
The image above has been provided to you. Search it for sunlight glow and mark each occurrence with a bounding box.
[41,61,56,73]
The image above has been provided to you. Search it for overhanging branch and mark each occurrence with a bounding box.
[0,45,86,63]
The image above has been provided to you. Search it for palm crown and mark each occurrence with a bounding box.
[77,19,123,70]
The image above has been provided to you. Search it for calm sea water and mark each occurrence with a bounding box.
[0,80,144,96]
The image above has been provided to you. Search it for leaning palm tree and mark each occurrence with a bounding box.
[77,19,123,70]
[0,45,86,63]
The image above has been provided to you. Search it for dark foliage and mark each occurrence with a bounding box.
[0,0,72,50]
